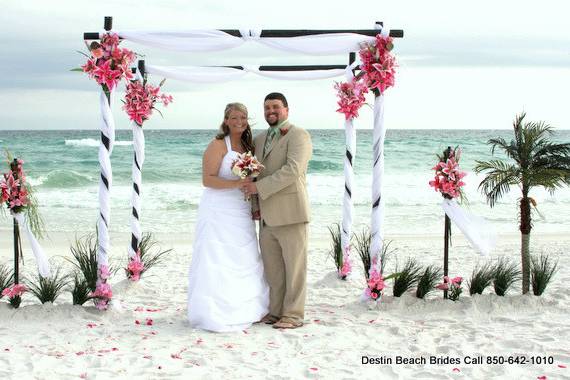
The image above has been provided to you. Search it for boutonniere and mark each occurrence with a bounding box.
[280,128,289,136]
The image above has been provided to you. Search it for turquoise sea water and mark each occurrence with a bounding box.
[0,129,569,237]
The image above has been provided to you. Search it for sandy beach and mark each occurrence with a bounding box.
[1,230,568,379]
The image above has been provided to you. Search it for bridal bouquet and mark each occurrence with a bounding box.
[231,152,264,179]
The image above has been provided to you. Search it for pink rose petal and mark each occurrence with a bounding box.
[453,368,460,372]
[559,365,567,368]
[310,367,318,371]
[537,376,547,380]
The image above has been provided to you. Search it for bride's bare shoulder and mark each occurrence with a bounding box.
[204,137,227,156]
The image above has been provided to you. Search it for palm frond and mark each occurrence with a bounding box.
[474,160,519,207]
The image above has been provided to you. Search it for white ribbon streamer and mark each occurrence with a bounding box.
[146,64,346,83]
[13,212,50,278]
[115,29,377,55]
[441,199,496,256]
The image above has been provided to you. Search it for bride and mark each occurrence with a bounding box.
[187,102,269,332]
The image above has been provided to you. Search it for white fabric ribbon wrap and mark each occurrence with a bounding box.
[13,212,50,278]
[146,64,346,83]
[441,198,496,256]
[115,29,377,55]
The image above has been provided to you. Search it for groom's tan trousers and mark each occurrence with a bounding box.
[253,123,312,323]
[259,222,308,321]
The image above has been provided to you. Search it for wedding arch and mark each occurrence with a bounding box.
[82,17,404,308]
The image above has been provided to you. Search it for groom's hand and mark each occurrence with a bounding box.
[243,182,258,197]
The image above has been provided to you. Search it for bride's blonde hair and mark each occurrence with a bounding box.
[216,102,254,154]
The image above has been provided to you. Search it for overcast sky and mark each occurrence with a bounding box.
[1,0,569,130]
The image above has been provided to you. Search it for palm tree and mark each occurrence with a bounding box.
[475,113,570,294]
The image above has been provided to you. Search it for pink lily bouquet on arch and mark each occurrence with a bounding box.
[77,32,136,94]
[123,79,173,126]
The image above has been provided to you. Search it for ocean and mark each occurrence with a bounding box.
[1,129,569,239]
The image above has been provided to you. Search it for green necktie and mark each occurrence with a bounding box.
[264,127,278,155]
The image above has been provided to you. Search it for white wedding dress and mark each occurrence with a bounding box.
[187,136,269,332]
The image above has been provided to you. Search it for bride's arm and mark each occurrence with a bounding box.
[202,139,247,189]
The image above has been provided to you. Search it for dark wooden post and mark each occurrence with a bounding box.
[443,146,452,299]
[443,214,450,299]
[104,16,112,31]
[13,218,19,284]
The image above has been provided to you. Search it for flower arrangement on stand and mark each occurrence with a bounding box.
[1,154,46,308]
[429,147,466,299]
[123,79,173,125]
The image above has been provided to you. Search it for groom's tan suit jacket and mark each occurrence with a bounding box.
[254,122,312,226]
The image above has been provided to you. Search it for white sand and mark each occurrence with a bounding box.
[0,231,569,379]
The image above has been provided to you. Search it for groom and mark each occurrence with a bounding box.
[243,92,312,329]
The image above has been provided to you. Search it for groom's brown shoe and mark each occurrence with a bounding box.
[257,314,279,325]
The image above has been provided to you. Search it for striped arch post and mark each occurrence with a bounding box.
[129,111,145,263]
[369,91,386,273]
[341,117,356,274]
[95,88,115,309]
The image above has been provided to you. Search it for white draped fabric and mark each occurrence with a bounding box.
[145,64,346,83]
[441,199,496,256]
[111,29,377,55]
[369,94,387,271]
[13,212,50,278]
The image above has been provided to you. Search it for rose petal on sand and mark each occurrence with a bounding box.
[146,318,153,326]
[143,355,152,359]
[559,365,567,368]
[75,351,85,356]
[537,376,547,380]
[79,373,87,379]
[135,320,140,325]
[171,353,182,359]
[369,320,375,324]
[86,323,97,328]
[453,368,460,372]
[134,306,144,312]
[310,367,318,371]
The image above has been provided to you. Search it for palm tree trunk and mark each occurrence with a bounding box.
[520,195,532,294]
[521,233,530,294]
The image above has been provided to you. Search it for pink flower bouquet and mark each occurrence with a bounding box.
[334,79,368,120]
[2,283,27,308]
[126,251,145,282]
[231,152,264,179]
[123,79,173,126]
[359,34,397,94]
[1,159,29,213]
[365,258,386,301]
[436,276,463,301]
[429,147,467,200]
[80,32,136,93]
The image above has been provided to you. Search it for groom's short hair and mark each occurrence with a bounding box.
[264,92,288,108]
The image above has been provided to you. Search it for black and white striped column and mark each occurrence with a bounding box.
[129,119,145,261]
[341,118,356,268]
[369,93,386,273]
[96,89,115,293]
